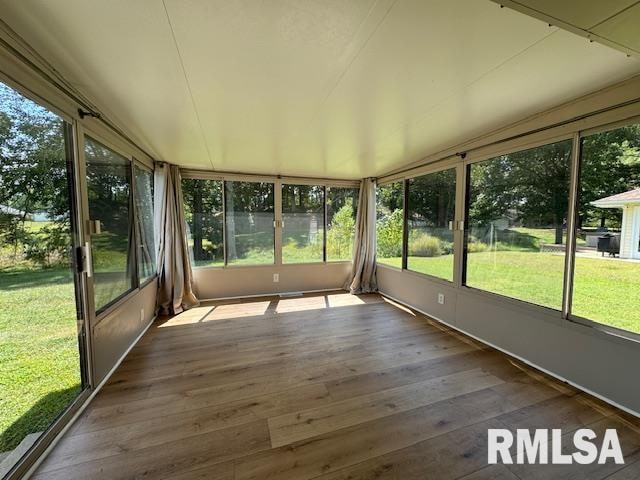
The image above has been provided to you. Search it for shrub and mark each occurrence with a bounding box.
[376,209,403,258]
[22,224,70,267]
[466,241,488,253]
[408,232,442,257]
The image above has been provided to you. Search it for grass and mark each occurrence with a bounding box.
[378,251,640,334]
[0,267,81,453]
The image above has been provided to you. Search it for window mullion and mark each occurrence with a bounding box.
[562,133,581,319]
[402,179,409,270]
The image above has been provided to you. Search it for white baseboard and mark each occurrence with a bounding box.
[23,315,156,479]
[379,291,640,420]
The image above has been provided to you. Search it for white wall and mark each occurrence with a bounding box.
[91,280,157,383]
[193,262,351,299]
[378,265,640,414]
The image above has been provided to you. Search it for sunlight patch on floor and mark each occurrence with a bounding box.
[204,301,271,321]
[158,306,214,327]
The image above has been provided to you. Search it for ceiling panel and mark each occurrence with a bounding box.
[592,3,640,53]
[0,0,639,179]
[507,0,638,30]
[0,0,212,168]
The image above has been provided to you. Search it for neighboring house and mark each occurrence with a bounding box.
[591,189,640,259]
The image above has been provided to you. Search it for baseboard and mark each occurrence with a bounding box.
[379,291,640,420]
[23,315,156,479]
[198,287,347,303]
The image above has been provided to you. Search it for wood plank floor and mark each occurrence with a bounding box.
[34,292,640,480]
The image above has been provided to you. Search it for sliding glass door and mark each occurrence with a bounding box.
[0,82,87,477]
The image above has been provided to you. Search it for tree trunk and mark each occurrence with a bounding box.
[555,224,563,245]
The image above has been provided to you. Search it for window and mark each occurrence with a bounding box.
[571,123,640,334]
[326,187,359,261]
[133,164,155,283]
[282,184,324,263]
[376,181,404,268]
[464,140,572,310]
[182,178,224,267]
[85,136,135,311]
[407,169,456,281]
[225,181,275,265]
[0,81,83,464]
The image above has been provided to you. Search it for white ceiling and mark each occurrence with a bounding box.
[1,0,639,179]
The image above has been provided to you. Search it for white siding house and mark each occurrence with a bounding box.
[591,189,640,259]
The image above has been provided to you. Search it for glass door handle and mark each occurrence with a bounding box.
[82,242,93,278]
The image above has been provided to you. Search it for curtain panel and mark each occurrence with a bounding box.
[346,178,378,294]
[154,163,199,315]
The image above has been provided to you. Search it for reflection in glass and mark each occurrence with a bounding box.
[225,181,274,265]
[407,169,456,281]
[134,165,155,282]
[464,140,572,309]
[282,185,324,263]
[85,137,134,310]
[182,179,224,267]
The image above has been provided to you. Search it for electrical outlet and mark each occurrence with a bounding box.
[140,308,145,321]
[437,293,445,305]
[273,273,279,283]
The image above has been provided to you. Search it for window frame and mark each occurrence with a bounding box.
[180,171,359,269]
[460,136,574,312]
[563,117,640,343]
[377,109,640,345]
[375,178,405,272]
[377,162,463,285]
[83,134,138,315]
[405,166,458,283]
[81,129,154,321]
[325,185,361,263]
[132,159,157,289]
[280,183,326,265]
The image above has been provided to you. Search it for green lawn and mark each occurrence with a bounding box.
[0,267,81,453]
[378,251,640,334]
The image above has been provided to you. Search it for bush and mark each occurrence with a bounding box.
[376,209,403,258]
[22,224,70,267]
[408,232,442,257]
[466,241,488,253]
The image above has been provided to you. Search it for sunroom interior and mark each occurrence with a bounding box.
[1,1,640,479]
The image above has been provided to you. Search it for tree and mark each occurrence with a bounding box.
[469,140,572,244]
[181,179,224,262]
[578,125,640,228]
[0,83,72,267]
[326,204,355,259]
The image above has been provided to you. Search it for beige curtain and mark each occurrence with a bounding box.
[346,178,378,294]
[154,163,199,315]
